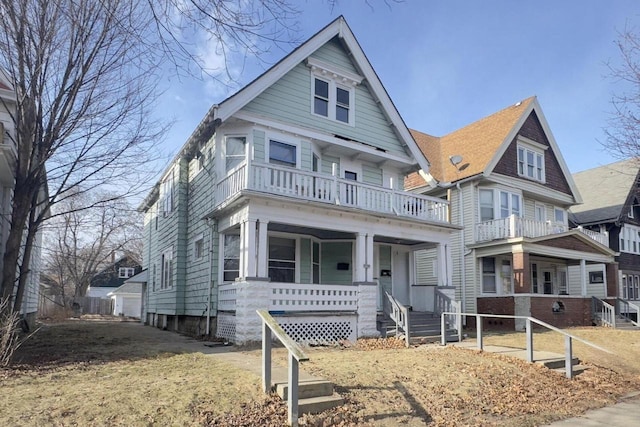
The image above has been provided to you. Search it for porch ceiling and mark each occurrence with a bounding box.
[268,223,427,246]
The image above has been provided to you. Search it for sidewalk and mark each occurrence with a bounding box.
[544,392,640,426]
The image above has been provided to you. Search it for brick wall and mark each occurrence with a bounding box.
[474,297,515,330]
[529,297,592,328]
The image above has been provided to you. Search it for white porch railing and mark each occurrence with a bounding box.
[217,283,237,312]
[269,283,358,312]
[616,298,640,327]
[384,291,411,347]
[215,161,450,223]
[591,296,616,327]
[475,215,609,245]
[434,289,461,338]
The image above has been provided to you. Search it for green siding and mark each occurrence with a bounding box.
[301,141,312,172]
[253,130,266,163]
[241,40,408,156]
[299,238,311,283]
[321,242,352,285]
[363,163,383,186]
[322,155,340,175]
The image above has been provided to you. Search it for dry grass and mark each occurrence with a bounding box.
[1,320,639,426]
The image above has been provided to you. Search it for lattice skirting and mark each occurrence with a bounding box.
[216,312,236,341]
[275,314,357,345]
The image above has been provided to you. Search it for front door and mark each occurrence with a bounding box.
[392,248,410,306]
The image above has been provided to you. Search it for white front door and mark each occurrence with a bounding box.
[392,248,410,306]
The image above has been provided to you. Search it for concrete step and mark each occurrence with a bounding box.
[537,356,580,369]
[552,364,589,377]
[275,379,334,400]
[298,395,345,415]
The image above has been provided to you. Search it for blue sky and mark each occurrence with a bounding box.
[157,0,640,174]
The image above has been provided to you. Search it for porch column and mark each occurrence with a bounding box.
[355,232,366,282]
[241,219,257,278]
[606,262,619,297]
[365,233,374,282]
[257,220,269,278]
[513,251,531,293]
[580,259,587,296]
[437,243,448,287]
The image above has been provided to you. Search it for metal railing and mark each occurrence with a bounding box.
[257,309,309,427]
[384,291,411,347]
[616,298,640,327]
[591,297,616,327]
[440,312,612,379]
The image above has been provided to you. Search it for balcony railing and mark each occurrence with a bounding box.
[215,161,450,223]
[475,215,609,245]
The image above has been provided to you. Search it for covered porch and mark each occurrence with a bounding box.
[212,198,457,344]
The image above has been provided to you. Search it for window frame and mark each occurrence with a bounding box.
[118,267,135,279]
[224,135,247,174]
[481,257,497,294]
[160,247,174,290]
[194,236,205,260]
[222,233,240,283]
[309,74,356,126]
[161,168,175,216]
[478,187,522,222]
[267,138,300,168]
[268,235,297,283]
[517,141,546,183]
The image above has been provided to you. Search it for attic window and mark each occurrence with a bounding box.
[517,144,545,183]
[307,58,361,127]
[119,267,135,279]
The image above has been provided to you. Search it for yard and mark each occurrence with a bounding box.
[1,318,639,426]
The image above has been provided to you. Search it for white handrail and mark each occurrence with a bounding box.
[617,298,640,327]
[257,309,309,427]
[384,291,411,347]
[592,297,616,328]
[440,311,612,379]
[434,289,462,341]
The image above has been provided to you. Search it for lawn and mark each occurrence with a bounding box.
[1,319,639,426]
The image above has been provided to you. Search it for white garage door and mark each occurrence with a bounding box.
[123,296,141,318]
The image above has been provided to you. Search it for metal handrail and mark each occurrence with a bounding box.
[440,311,612,379]
[257,310,309,427]
[384,291,411,347]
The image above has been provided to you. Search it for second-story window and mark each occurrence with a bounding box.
[479,188,521,222]
[161,169,175,216]
[160,247,173,290]
[225,136,246,173]
[269,140,297,167]
[517,145,545,182]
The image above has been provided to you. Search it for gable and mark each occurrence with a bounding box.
[240,36,408,156]
[541,234,607,255]
[493,111,572,196]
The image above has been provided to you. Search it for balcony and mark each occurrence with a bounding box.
[215,161,449,224]
[475,215,609,246]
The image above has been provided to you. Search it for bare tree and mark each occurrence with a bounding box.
[0,0,301,316]
[43,192,142,303]
[604,25,640,161]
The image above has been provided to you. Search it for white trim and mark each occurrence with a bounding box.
[517,143,546,183]
[265,133,302,169]
[309,72,356,126]
[490,173,576,205]
[306,57,363,85]
[517,135,548,152]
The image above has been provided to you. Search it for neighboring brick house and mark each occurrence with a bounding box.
[407,97,617,330]
[570,159,640,312]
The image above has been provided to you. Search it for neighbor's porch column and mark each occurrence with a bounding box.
[256,219,269,278]
[512,250,531,293]
[240,219,257,278]
[580,259,587,296]
[606,262,619,297]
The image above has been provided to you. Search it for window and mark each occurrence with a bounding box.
[161,169,175,215]
[160,248,173,290]
[635,275,640,300]
[531,263,538,293]
[269,140,297,167]
[118,267,135,279]
[500,259,512,294]
[225,136,246,172]
[336,87,350,123]
[554,207,565,224]
[152,264,156,292]
[543,270,553,294]
[223,234,240,282]
[344,170,358,205]
[558,269,568,294]
[194,237,204,260]
[534,204,546,222]
[478,188,521,222]
[517,145,545,182]
[314,78,329,117]
[619,224,640,254]
[311,77,354,124]
[269,236,296,283]
[622,275,628,299]
[482,257,496,293]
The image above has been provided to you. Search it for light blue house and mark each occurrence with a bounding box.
[139,17,458,344]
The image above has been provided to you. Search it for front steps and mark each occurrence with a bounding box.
[615,315,640,330]
[274,379,344,414]
[380,311,460,344]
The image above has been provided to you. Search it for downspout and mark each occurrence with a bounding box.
[205,218,215,336]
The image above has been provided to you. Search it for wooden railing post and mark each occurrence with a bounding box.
[565,336,573,379]
[476,315,483,350]
[526,318,533,363]
[288,353,299,426]
[262,321,272,393]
